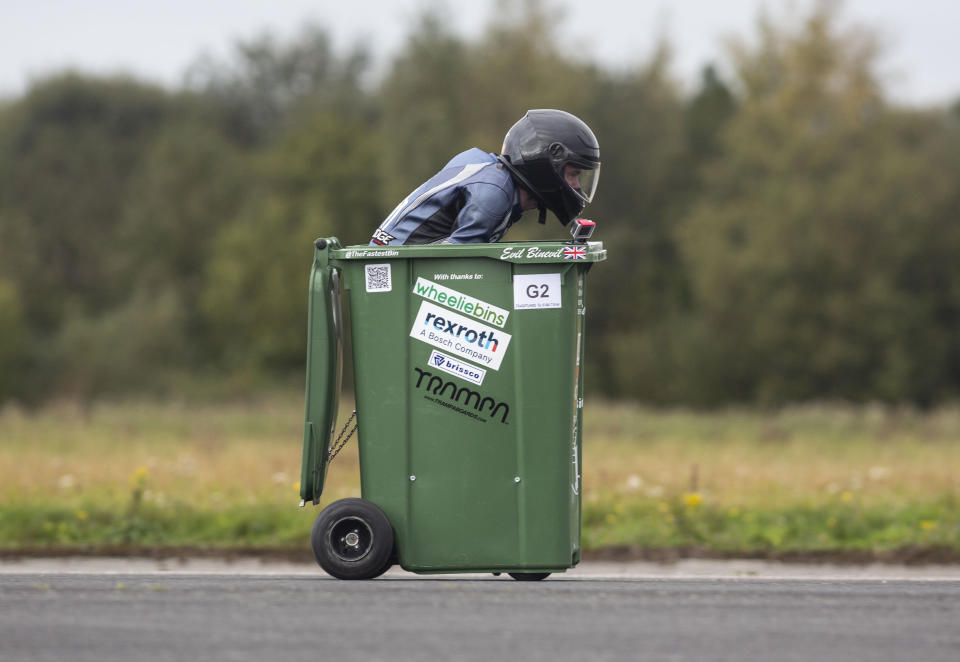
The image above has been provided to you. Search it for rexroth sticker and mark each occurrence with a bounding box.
[409,301,511,370]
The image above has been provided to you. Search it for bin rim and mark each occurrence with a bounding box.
[326,240,606,264]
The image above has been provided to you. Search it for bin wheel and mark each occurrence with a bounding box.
[508,572,551,581]
[311,498,394,580]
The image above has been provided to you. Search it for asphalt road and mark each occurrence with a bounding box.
[2,570,959,662]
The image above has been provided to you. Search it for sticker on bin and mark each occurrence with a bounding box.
[413,277,509,328]
[365,263,392,292]
[410,301,511,370]
[513,273,562,310]
[427,350,486,385]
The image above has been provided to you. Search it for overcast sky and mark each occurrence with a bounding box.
[3,0,958,106]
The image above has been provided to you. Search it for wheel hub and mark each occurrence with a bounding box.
[329,517,373,562]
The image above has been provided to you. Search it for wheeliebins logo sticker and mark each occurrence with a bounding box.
[412,277,509,328]
[410,301,511,370]
[428,350,486,385]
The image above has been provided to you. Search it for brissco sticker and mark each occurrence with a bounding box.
[409,301,511,370]
[428,350,486,385]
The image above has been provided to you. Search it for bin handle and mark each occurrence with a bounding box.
[331,268,343,349]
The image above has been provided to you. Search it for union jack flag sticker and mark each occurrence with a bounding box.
[564,246,587,260]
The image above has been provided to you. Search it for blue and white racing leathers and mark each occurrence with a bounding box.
[369,148,524,246]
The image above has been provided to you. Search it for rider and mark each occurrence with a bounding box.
[369,109,600,246]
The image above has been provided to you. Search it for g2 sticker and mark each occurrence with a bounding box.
[513,273,562,310]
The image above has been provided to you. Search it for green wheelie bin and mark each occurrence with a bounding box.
[299,238,606,580]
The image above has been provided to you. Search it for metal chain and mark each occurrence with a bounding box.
[327,410,358,462]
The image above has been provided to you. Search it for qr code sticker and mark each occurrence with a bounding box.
[365,263,392,292]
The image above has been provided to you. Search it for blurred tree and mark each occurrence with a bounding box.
[683,65,736,163]
[0,280,31,401]
[196,22,381,373]
[116,112,252,362]
[597,63,737,403]
[264,108,382,246]
[201,195,324,373]
[185,25,370,147]
[0,75,172,335]
[201,109,381,371]
[378,11,472,204]
[51,288,189,399]
[461,0,594,146]
[574,50,692,398]
[678,5,960,404]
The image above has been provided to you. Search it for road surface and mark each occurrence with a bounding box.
[2,561,958,661]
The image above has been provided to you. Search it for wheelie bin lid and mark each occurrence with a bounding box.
[331,241,607,264]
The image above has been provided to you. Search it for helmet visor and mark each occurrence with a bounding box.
[562,163,600,203]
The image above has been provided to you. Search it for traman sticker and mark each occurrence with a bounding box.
[413,367,509,424]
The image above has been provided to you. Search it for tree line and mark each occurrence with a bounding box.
[1,2,959,406]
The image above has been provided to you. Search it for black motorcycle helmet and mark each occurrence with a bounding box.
[498,109,600,226]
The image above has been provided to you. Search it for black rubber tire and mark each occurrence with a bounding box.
[311,498,394,580]
[508,572,551,581]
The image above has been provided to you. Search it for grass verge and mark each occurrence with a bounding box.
[1,396,957,561]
